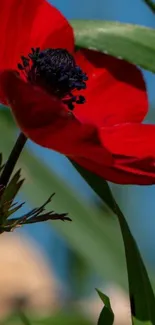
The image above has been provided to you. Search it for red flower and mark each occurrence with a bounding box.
[0,0,152,185]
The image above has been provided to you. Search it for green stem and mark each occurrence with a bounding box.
[0,132,27,187]
[143,0,155,13]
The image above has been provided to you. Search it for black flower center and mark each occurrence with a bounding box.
[18,47,88,110]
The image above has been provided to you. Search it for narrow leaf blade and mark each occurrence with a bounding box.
[96,289,114,325]
[70,161,155,324]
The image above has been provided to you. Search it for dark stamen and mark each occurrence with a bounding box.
[17,48,88,110]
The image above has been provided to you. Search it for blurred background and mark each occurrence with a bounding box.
[0,0,155,324]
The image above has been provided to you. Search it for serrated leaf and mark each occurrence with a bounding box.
[7,202,24,217]
[70,161,155,324]
[0,170,24,205]
[71,20,155,73]
[0,170,24,221]
[0,193,70,232]
[96,289,114,325]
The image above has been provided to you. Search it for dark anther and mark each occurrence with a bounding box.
[17,63,24,70]
[17,48,88,110]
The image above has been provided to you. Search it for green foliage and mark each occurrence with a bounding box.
[70,162,155,325]
[5,193,70,231]
[96,289,114,325]
[71,20,155,73]
[133,319,152,325]
[3,312,92,325]
[0,167,24,231]
[0,153,70,232]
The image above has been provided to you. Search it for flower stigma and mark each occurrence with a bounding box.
[18,47,88,110]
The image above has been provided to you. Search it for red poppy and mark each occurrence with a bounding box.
[0,0,152,185]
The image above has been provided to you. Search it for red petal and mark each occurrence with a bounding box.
[0,70,112,166]
[0,0,74,104]
[29,1,74,51]
[100,123,155,159]
[0,0,73,71]
[73,122,155,185]
[74,156,155,185]
[74,49,148,127]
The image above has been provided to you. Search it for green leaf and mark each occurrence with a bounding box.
[0,169,24,222]
[96,289,114,325]
[70,161,155,324]
[133,318,152,325]
[71,20,155,73]
[1,170,24,205]
[5,194,71,233]
[96,289,112,310]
